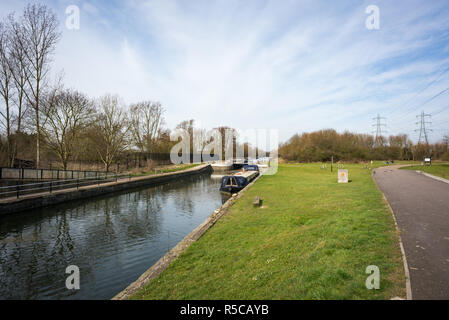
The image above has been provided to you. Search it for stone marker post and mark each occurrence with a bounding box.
[338,169,349,183]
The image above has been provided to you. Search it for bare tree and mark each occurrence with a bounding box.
[0,22,15,166]
[7,13,30,136]
[443,135,449,152]
[0,14,33,167]
[152,128,174,153]
[176,119,195,154]
[14,4,60,168]
[129,101,164,153]
[215,126,237,160]
[40,87,94,170]
[389,134,409,160]
[91,95,129,172]
[193,128,208,154]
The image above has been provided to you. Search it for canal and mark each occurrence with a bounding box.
[0,172,230,299]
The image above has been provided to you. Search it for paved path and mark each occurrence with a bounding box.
[374,166,449,299]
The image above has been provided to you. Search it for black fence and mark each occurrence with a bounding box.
[0,167,108,180]
[119,153,219,168]
[0,172,130,199]
[8,152,271,172]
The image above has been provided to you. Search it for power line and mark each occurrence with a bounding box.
[429,103,449,117]
[431,117,449,127]
[417,86,449,111]
[383,64,449,119]
[415,111,432,144]
[389,84,449,126]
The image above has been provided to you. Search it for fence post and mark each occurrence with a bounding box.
[49,181,52,193]
[16,184,20,199]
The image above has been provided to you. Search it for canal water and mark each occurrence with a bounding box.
[0,172,230,299]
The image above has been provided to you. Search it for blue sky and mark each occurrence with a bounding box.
[2,0,449,143]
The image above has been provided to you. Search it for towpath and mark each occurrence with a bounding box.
[374,165,449,299]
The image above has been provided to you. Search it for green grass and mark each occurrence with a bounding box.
[371,160,414,168]
[131,163,405,300]
[401,163,449,179]
[131,163,201,177]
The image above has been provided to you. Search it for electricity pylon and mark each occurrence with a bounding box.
[372,114,387,146]
[415,111,432,145]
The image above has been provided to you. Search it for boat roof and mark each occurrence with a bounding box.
[232,170,258,179]
[243,164,259,169]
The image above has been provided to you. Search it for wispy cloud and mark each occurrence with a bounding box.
[2,0,449,142]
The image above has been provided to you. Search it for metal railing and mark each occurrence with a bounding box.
[0,173,132,200]
[0,167,108,180]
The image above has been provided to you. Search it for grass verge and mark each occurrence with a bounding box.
[131,163,405,299]
[400,163,449,180]
[131,163,201,177]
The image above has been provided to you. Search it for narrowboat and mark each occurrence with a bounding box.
[220,170,259,193]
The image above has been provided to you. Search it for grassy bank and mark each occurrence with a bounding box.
[131,163,201,177]
[131,163,405,299]
[401,163,449,179]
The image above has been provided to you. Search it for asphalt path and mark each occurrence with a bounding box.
[374,166,449,299]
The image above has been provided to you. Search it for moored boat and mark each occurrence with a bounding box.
[219,170,259,193]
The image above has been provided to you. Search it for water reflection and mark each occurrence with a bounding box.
[0,172,229,299]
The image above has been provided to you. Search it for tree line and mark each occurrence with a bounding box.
[279,129,449,162]
[0,4,186,171]
[7,5,444,170]
[0,4,263,172]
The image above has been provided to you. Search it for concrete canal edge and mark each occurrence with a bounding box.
[112,173,264,300]
[0,164,211,216]
[372,168,412,300]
